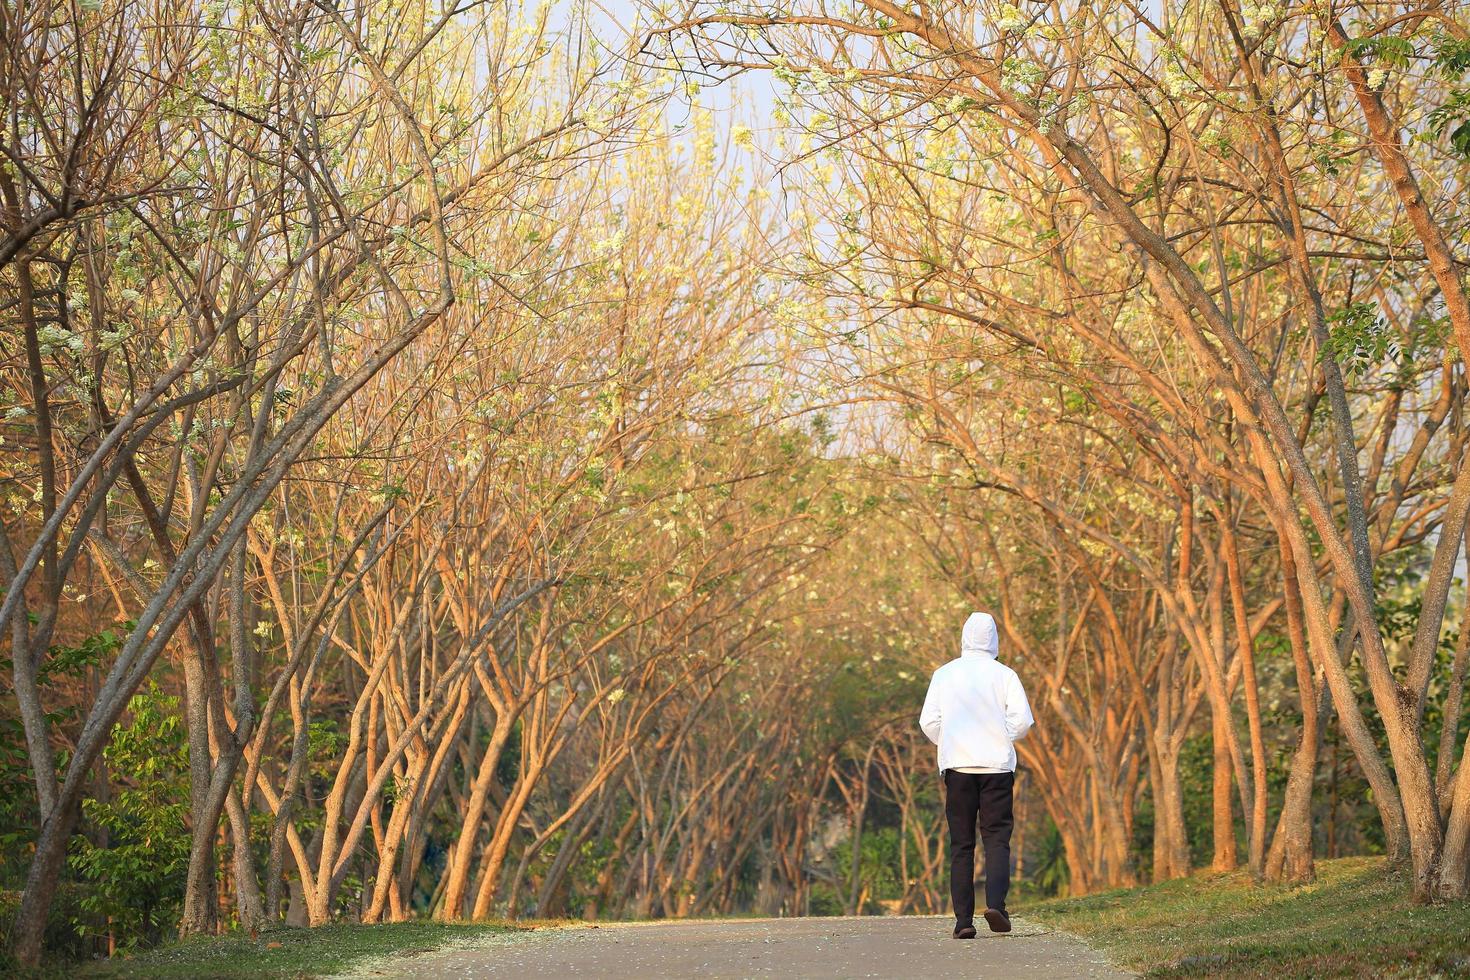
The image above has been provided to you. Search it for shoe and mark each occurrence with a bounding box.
[953,924,977,939]
[983,908,1011,933]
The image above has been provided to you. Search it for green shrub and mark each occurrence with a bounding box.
[807,883,843,916]
[68,684,190,952]
[0,882,98,965]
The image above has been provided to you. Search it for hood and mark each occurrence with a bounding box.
[961,612,999,659]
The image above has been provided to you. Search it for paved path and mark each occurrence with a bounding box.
[367,915,1131,979]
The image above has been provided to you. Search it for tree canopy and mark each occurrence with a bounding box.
[3,0,1470,965]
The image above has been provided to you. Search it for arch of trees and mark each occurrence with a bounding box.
[3,0,1469,966]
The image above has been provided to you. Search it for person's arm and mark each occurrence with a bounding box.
[919,671,942,745]
[1005,670,1034,742]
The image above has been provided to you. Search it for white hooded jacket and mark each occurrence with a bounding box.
[919,612,1034,772]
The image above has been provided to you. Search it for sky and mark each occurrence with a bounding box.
[571,0,782,141]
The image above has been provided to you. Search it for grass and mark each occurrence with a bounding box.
[1027,856,1470,979]
[74,920,528,979]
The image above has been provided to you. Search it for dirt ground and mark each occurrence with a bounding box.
[357,914,1133,979]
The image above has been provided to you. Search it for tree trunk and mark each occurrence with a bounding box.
[1222,519,1269,880]
[846,754,873,915]
[1440,738,1470,897]
[1210,707,1237,872]
[1266,541,1319,884]
[439,712,514,919]
[1154,747,1190,881]
[178,643,219,936]
[8,797,80,967]
[470,759,542,919]
[228,788,266,933]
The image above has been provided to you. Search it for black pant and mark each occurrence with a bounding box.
[943,769,1015,925]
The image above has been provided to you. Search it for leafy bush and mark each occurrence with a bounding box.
[0,715,39,886]
[68,684,190,952]
[0,883,96,965]
[1029,818,1069,898]
[807,883,844,916]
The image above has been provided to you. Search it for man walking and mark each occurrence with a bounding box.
[919,611,1034,938]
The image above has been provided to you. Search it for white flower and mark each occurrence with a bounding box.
[590,229,625,256]
[35,325,71,354]
[1162,58,1193,98]
[1367,68,1389,91]
[607,687,627,705]
[1001,58,1043,93]
[1239,0,1281,37]
[995,3,1026,32]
